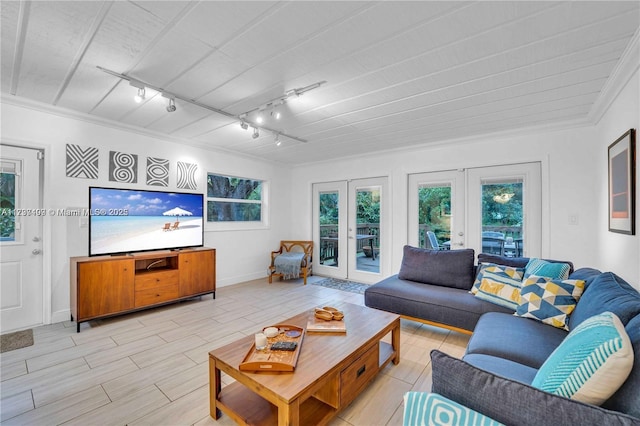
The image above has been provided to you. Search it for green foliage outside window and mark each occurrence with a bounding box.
[0,172,16,239]
[206,174,262,222]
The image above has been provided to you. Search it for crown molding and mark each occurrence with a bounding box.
[588,27,640,125]
[0,94,287,166]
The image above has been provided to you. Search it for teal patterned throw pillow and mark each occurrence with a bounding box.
[524,258,571,279]
[532,312,634,406]
[403,392,503,426]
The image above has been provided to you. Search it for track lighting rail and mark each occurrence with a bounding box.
[96,66,319,144]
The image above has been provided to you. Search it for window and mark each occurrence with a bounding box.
[0,161,17,242]
[207,173,264,223]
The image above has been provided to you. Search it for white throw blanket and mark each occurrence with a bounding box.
[274,252,305,279]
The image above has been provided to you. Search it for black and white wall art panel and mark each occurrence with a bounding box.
[66,144,99,179]
[109,151,138,183]
[177,161,197,190]
[146,157,170,187]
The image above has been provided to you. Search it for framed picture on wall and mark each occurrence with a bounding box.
[608,129,636,235]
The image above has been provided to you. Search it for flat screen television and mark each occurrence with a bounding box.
[89,187,204,256]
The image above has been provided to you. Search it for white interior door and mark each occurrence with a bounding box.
[467,163,541,257]
[409,163,541,258]
[313,177,389,283]
[313,181,347,279]
[347,177,388,283]
[1,145,44,333]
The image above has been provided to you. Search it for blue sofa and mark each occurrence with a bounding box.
[365,247,640,424]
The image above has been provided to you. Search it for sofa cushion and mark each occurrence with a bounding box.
[477,254,575,275]
[532,312,634,406]
[364,275,512,332]
[431,350,640,425]
[515,276,585,330]
[465,312,567,369]
[472,265,524,310]
[603,314,640,417]
[524,258,571,279]
[403,392,502,426]
[569,272,640,330]
[463,353,538,384]
[398,245,476,290]
[568,267,602,289]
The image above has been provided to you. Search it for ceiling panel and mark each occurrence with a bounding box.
[1,1,638,165]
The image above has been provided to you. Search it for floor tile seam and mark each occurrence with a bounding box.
[26,340,119,373]
[0,388,36,423]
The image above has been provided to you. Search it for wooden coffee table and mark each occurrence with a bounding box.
[209,302,400,425]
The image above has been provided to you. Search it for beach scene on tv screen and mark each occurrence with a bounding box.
[90,188,203,255]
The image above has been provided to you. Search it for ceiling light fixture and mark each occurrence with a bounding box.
[166,97,176,112]
[134,87,145,103]
[98,66,315,144]
[255,114,264,124]
[274,134,281,146]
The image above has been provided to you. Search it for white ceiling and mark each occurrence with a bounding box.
[2,1,639,165]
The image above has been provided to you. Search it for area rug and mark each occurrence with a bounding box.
[1,328,34,353]
[311,278,370,294]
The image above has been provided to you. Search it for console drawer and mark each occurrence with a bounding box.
[340,343,379,406]
[135,283,179,307]
[134,270,179,291]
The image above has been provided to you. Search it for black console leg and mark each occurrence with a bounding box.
[77,322,80,333]
[213,291,216,300]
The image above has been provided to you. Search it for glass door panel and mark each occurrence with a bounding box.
[408,170,465,250]
[480,178,523,257]
[319,191,340,268]
[354,186,380,274]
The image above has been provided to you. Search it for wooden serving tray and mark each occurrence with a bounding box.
[238,324,305,372]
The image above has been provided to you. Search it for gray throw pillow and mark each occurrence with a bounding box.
[430,350,640,425]
[398,245,475,290]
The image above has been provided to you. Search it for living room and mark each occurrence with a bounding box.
[1,1,639,424]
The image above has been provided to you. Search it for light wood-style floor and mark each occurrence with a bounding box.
[0,276,470,425]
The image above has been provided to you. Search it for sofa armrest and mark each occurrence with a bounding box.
[430,350,640,426]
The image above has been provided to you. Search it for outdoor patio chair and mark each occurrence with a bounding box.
[171,221,179,230]
[426,231,444,250]
[162,223,171,231]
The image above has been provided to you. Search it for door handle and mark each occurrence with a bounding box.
[32,249,42,255]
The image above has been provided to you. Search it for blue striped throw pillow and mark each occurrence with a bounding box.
[403,392,503,426]
[532,312,634,406]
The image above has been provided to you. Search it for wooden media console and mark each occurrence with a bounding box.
[70,247,215,332]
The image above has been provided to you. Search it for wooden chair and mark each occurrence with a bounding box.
[162,223,171,231]
[268,241,313,285]
[171,221,179,230]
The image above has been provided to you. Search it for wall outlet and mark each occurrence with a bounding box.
[568,214,579,225]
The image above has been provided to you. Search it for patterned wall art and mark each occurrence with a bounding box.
[66,144,99,179]
[109,151,138,183]
[177,161,198,190]
[146,157,170,187]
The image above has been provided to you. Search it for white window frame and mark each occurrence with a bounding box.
[205,173,269,231]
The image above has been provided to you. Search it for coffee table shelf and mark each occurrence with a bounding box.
[217,382,337,425]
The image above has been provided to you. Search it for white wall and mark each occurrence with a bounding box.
[290,125,602,276]
[1,101,292,323]
[594,68,640,284]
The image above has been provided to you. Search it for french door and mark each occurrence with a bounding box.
[1,145,44,333]
[312,177,388,284]
[408,163,541,258]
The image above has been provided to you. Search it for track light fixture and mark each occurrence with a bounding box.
[98,66,313,144]
[134,87,145,103]
[256,114,264,124]
[274,134,281,146]
[166,97,176,112]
